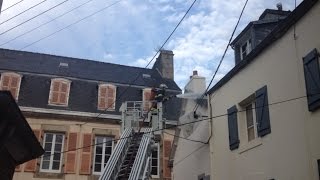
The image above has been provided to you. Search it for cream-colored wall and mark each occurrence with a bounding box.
[173,74,210,180]
[13,116,120,180]
[209,2,320,180]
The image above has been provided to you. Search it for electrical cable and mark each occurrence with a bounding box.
[18,0,122,50]
[37,91,314,159]
[163,131,207,144]
[193,0,249,113]
[0,0,94,47]
[0,0,70,36]
[1,0,25,13]
[80,0,198,125]
[0,0,48,26]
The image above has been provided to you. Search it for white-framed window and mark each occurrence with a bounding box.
[48,78,71,106]
[98,84,116,111]
[151,143,159,177]
[245,103,257,142]
[240,39,252,60]
[93,136,114,175]
[0,72,22,100]
[40,132,65,173]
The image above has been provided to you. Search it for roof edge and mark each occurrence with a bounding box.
[208,0,319,95]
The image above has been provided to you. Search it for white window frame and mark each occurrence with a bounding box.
[97,84,116,111]
[151,143,160,178]
[40,132,65,173]
[240,39,252,60]
[92,136,114,175]
[0,72,22,100]
[48,78,71,106]
[245,103,257,142]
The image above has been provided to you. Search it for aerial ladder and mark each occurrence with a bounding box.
[99,87,166,180]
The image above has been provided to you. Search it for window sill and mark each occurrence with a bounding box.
[34,171,64,179]
[48,103,69,107]
[238,138,262,154]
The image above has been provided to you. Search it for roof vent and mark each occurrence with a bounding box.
[59,62,68,67]
[276,3,283,11]
[142,74,151,78]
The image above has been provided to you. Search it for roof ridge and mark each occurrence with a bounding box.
[0,48,153,71]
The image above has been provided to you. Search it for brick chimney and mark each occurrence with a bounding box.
[152,50,174,80]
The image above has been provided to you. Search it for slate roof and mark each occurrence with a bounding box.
[208,0,318,94]
[0,48,180,91]
[0,48,182,121]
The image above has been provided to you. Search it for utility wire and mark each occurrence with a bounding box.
[1,0,25,13]
[37,92,313,159]
[163,131,207,144]
[0,0,48,26]
[80,0,198,125]
[193,0,249,113]
[18,0,123,50]
[0,0,94,47]
[0,0,70,36]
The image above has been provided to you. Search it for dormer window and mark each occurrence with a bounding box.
[98,84,116,111]
[0,72,22,100]
[240,39,252,60]
[48,78,71,106]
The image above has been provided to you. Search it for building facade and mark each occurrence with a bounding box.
[0,49,181,180]
[207,0,320,179]
[171,71,210,180]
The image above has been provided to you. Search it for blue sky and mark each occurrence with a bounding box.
[0,0,302,89]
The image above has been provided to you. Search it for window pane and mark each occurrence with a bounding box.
[94,163,101,172]
[152,150,157,157]
[46,134,53,142]
[248,127,255,141]
[105,147,112,155]
[56,134,63,143]
[96,155,102,163]
[44,143,52,152]
[96,137,104,144]
[52,161,60,170]
[43,153,50,160]
[96,146,102,154]
[53,153,61,161]
[152,159,157,166]
[151,167,157,175]
[246,105,254,128]
[41,161,50,170]
[104,155,110,163]
[54,144,62,152]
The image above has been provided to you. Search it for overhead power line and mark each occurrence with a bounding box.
[0,0,95,47]
[193,0,249,113]
[80,0,198,125]
[18,0,123,50]
[0,0,70,36]
[0,0,48,26]
[1,0,25,13]
[38,91,312,159]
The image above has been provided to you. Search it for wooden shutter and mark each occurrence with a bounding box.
[255,86,271,137]
[1,75,10,87]
[107,86,115,109]
[163,140,172,178]
[143,89,152,111]
[50,81,60,104]
[65,132,78,174]
[303,48,320,111]
[227,105,239,150]
[25,130,41,172]
[79,133,92,175]
[98,86,107,110]
[59,82,68,104]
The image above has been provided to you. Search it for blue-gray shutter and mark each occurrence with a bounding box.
[318,159,320,178]
[255,85,271,137]
[303,48,320,111]
[227,105,239,150]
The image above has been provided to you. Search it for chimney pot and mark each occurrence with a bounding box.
[276,3,283,11]
[193,70,198,76]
